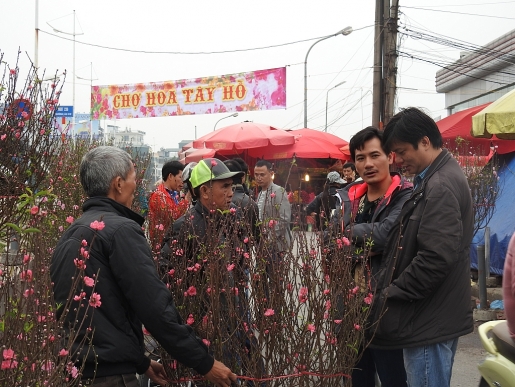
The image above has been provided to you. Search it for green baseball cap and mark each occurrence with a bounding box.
[190,158,244,189]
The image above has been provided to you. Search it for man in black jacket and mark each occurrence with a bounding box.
[161,158,255,384]
[51,147,237,387]
[331,127,411,387]
[371,108,474,387]
[224,159,260,243]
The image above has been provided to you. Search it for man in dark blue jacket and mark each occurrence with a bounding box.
[51,147,237,387]
[371,108,473,387]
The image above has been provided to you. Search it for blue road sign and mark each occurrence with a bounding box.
[55,106,74,117]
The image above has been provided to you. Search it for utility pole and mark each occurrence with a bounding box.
[372,0,399,128]
[372,0,384,128]
[383,0,399,126]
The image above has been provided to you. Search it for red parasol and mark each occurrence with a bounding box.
[436,103,515,154]
[248,133,349,160]
[288,128,348,148]
[192,122,296,152]
[183,148,217,163]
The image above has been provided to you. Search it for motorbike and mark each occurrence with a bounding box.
[478,319,515,387]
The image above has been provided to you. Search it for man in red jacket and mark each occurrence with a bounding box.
[148,160,188,246]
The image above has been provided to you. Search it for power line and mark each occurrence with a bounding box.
[401,5,515,20]
[398,51,511,86]
[38,24,374,55]
[414,0,515,7]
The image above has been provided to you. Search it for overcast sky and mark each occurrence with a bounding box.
[2,0,515,150]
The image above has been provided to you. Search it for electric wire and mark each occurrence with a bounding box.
[38,24,375,55]
[400,5,515,20]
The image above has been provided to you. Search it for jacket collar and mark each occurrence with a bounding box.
[412,149,451,195]
[347,173,407,205]
[82,196,145,226]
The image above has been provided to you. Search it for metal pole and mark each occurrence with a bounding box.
[35,0,39,69]
[304,27,352,128]
[90,62,93,141]
[325,91,329,132]
[304,35,332,129]
[213,112,238,131]
[72,10,76,136]
[325,81,346,132]
[477,245,487,310]
[372,0,384,128]
[485,227,491,279]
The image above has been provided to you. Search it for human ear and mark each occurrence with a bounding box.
[113,176,123,194]
[200,185,210,200]
[420,136,431,149]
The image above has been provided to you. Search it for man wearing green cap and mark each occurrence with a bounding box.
[161,157,244,259]
[160,159,251,378]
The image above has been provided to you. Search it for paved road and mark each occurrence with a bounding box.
[451,322,487,387]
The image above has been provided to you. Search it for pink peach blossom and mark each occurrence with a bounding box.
[90,220,105,231]
[185,286,197,296]
[59,349,69,357]
[89,293,102,308]
[83,276,94,287]
[186,314,195,325]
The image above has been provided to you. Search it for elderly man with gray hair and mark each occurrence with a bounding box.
[50,146,236,387]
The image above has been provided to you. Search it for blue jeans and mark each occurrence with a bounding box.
[403,338,459,387]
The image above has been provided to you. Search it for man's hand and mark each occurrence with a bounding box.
[145,359,168,386]
[204,359,238,387]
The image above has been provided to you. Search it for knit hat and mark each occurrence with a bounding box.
[190,158,244,189]
[327,171,346,184]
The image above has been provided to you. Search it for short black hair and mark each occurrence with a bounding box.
[255,159,273,171]
[232,157,249,174]
[224,160,244,184]
[162,160,184,181]
[349,126,388,161]
[343,162,356,171]
[383,107,443,153]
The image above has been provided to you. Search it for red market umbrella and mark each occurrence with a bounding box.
[183,148,216,163]
[436,103,515,155]
[192,122,296,152]
[289,128,348,148]
[248,133,349,160]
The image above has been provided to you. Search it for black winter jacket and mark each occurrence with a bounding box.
[370,149,474,349]
[335,173,412,276]
[51,197,213,378]
[232,185,260,243]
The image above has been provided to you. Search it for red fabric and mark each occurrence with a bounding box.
[248,133,349,160]
[148,184,188,246]
[288,128,348,148]
[347,175,402,216]
[503,234,515,339]
[436,104,515,155]
[192,122,295,151]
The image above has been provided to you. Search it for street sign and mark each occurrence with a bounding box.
[55,106,74,118]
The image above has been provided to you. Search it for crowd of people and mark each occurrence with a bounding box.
[50,107,476,387]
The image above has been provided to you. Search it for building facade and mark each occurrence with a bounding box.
[436,29,515,114]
